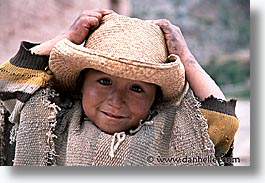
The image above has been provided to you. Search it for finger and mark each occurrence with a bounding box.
[70,15,100,30]
[81,10,104,20]
[82,9,114,18]
[82,16,100,29]
[151,19,171,26]
[145,20,154,23]
[67,16,100,43]
[96,8,115,15]
[150,19,173,33]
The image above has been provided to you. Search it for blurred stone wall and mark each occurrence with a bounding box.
[0,0,131,62]
[0,0,249,64]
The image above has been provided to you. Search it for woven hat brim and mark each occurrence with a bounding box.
[49,39,186,102]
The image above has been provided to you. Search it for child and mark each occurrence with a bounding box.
[0,9,239,166]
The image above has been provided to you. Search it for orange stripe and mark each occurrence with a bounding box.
[0,61,51,87]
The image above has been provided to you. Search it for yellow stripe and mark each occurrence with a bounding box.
[0,60,51,87]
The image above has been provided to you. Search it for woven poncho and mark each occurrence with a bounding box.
[11,86,217,166]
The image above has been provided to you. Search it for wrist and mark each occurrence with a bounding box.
[177,48,196,64]
[30,33,66,55]
[180,53,198,69]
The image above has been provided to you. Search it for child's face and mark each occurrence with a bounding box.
[81,69,156,134]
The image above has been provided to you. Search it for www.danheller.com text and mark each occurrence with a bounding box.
[146,155,241,164]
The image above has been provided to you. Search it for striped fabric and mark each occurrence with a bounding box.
[0,41,50,124]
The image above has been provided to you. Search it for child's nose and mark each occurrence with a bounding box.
[107,88,126,108]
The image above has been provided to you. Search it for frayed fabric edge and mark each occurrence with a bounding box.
[40,87,61,166]
[0,100,6,164]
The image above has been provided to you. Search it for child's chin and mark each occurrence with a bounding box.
[94,124,126,135]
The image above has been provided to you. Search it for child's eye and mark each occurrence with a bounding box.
[97,78,112,85]
[130,84,144,93]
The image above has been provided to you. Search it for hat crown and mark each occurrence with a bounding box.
[85,14,168,64]
[49,14,186,103]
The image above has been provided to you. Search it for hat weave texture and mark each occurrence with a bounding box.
[49,14,186,102]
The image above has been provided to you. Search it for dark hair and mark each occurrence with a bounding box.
[152,86,163,108]
[77,69,89,91]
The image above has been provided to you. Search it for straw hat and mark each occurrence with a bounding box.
[49,14,186,103]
